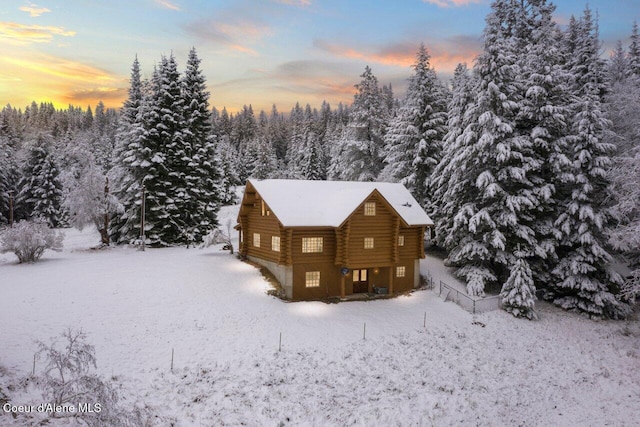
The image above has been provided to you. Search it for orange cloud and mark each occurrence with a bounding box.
[0,22,75,44]
[186,16,270,56]
[422,0,482,7]
[154,0,180,11]
[230,44,259,55]
[314,38,481,74]
[0,51,125,109]
[62,87,127,105]
[4,55,114,83]
[314,40,414,67]
[19,3,51,17]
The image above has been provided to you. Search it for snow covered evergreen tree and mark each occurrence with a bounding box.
[627,21,640,78]
[381,44,448,209]
[146,53,187,245]
[20,135,67,227]
[216,139,240,205]
[180,47,221,243]
[300,131,326,180]
[439,0,568,308]
[500,250,537,319]
[431,63,476,250]
[444,0,537,296]
[0,136,11,224]
[546,7,626,318]
[109,56,146,244]
[284,102,306,178]
[332,66,388,181]
[516,0,574,288]
[606,42,640,274]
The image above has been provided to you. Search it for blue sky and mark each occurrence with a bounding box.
[0,0,638,113]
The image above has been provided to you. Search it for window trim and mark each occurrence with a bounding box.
[305,271,321,288]
[302,237,324,253]
[271,235,280,252]
[364,202,376,216]
[364,237,374,249]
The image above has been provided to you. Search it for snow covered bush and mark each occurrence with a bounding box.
[202,218,234,254]
[620,270,640,304]
[35,328,148,426]
[0,219,63,263]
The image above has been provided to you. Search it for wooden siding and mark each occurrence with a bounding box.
[239,184,282,263]
[292,262,341,300]
[398,226,425,260]
[342,194,397,268]
[290,229,336,264]
[238,183,427,300]
[393,259,416,293]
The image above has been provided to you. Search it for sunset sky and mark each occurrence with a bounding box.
[1,0,638,114]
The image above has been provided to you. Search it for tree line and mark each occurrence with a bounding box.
[0,0,638,318]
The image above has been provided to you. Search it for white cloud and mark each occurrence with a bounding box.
[19,3,51,17]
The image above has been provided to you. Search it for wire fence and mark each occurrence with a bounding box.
[436,280,502,314]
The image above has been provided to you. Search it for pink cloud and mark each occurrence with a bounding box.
[154,0,180,11]
[422,0,482,7]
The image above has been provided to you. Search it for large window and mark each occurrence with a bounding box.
[364,202,376,216]
[302,237,323,253]
[253,233,260,247]
[364,237,374,249]
[305,271,320,288]
[272,236,280,252]
[396,266,406,278]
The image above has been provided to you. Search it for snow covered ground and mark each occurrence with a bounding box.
[1,203,639,426]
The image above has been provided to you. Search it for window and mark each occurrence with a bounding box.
[305,271,320,288]
[364,237,374,249]
[260,200,270,216]
[353,269,367,282]
[302,237,323,253]
[364,202,376,216]
[272,236,280,252]
[398,235,405,246]
[253,233,260,247]
[396,266,406,278]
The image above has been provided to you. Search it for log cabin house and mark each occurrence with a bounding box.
[236,179,434,301]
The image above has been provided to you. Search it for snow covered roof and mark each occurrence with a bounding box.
[247,179,434,228]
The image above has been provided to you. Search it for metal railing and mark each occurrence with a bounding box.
[437,280,501,314]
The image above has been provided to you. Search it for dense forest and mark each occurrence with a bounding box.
[0,0,638,318]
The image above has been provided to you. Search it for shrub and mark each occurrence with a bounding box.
[0,219,63,263]
[36,328,150,426]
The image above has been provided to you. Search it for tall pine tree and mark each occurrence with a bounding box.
[381,44,448,209]
[332,66,388,181]
[181,47,221,243]
[547,7,626,318]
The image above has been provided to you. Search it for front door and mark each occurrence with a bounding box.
[352,269,368,293]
